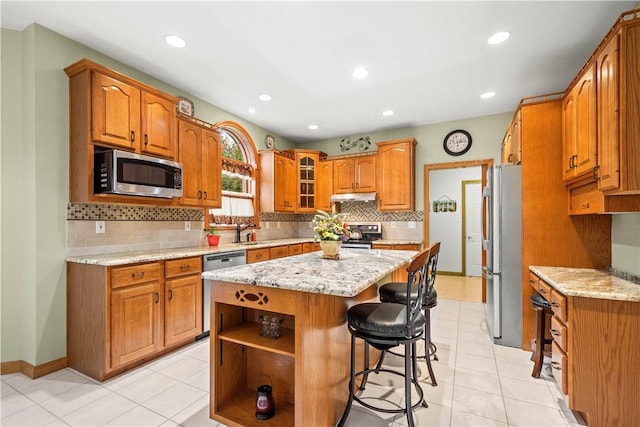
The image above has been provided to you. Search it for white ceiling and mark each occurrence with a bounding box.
[2,1,637,143]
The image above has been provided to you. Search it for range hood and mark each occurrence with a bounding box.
[330,192,377,203]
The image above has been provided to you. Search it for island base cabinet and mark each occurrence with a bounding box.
[209,280,380,427]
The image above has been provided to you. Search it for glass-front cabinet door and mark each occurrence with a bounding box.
[289,150,323,213]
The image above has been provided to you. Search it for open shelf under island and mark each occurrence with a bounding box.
[202,248,418,427]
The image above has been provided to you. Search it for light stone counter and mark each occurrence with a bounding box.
[530,266,640,302]
[373,239,423,246]
[66,238,314,266]
[202,249,418,297]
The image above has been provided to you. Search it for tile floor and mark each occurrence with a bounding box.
[1,298,585,427]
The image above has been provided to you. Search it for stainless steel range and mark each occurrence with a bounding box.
[342,222,382,249]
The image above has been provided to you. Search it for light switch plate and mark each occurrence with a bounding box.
[390,222,396,228]
[95,221,105,234]
[184,221,191,231]
[408,221,416,229]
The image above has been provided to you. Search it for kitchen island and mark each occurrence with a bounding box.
[202,249,418,427]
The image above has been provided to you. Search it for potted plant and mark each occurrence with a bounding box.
[312,210,350,259]
[205,227,220,247]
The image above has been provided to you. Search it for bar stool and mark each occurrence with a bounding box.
[375,241,441,386]
[337,247,431,427]
[530,293,553,378]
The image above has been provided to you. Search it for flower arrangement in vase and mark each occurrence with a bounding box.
[205,227,220,247]
[312,210,350,259]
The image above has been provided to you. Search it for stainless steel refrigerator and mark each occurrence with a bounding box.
[482,164,522,348]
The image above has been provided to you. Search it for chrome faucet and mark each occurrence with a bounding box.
[235,223,255,243]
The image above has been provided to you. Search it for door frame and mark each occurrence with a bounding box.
[424,159,494,302]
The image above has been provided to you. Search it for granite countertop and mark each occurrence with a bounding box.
[66,238,315,266]
[530,266,640,302]
[202,249,418,297]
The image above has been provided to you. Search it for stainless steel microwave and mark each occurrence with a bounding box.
[94,149,183,198]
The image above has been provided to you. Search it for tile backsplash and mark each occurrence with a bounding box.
[67,202,425,255]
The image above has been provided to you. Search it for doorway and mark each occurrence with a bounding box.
[463,180,483,277]
[424,159,493,302]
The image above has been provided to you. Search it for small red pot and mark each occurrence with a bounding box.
[207,234,220,247]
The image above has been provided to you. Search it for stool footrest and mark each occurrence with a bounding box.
[350,367,427,414]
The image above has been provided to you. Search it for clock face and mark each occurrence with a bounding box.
[443,130,472,156]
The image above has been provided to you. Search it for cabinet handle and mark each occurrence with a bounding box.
[198,190,202,200]
[168,289,173,301]
[539,288,546,294]
[551,361,562,370]
[154,292,159,303]
[203,191,208,200]
[581,203,590,209]
[130,130,135,143]
[572,155,578,168]
[529,279,536,284]
[180,265,190,270]
[144,134,148,146]
[550,328,560,336]
[508,153,513,163]
[593,165,600,180]
[551,301,559,308]
[131,272,145,279]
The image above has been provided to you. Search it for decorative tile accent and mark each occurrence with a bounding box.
[260,203,423,223]
[67,203,204,221]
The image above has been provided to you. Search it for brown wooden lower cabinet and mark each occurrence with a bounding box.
[531,273,640,426]
[67,256,202,381]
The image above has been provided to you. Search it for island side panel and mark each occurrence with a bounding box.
[294,283,380,426]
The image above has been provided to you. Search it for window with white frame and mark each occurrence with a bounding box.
[208,122,258,227]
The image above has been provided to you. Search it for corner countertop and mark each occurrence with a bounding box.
[202,249,418,297]
[530,266,640,302]
[66,238,315,266]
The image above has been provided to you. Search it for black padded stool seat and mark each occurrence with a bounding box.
[530,293,553,378]
[337,247,432,427]
[347,303,426,346]
[376,241,441,386]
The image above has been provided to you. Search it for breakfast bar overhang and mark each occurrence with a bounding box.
[202,249,418,427]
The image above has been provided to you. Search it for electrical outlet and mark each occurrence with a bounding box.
[95,221,105,234]
[184,221,191,231]
[309,222,313,228]
[277,221,281,228]
[408,221,416,229]
[390,222,396,228]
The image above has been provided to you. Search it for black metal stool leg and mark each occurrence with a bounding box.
[423,310,437,386]
[404,342,415,427]
[373,348,386,373]
[359,342,370,391]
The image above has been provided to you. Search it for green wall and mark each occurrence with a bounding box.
[308,113,512,210]
[0,24,294,366]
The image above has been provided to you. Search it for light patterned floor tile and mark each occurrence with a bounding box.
[1,403,59,426]
[141,382,206,419]
[503,397,571,426]
[20,370,91,404]
[455,352,498,375]
[452,384,508,424]
[170,395,220,427]
[450,409,509,426]
[454,367,502,395]
[40,382,112,418]
[500,376,558,409]
[60,391,137,426]
[103,405,169,426]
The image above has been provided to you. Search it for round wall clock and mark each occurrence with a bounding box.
[443,129,472,156]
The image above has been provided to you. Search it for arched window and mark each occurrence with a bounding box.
[208,121,259,228]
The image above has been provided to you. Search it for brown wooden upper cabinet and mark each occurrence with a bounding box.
[260,150,297,212]
[562,11,640,214]
[562,63,597,184]
[65,59,179,205]
[177,119,222,207]
[316,160,334,212]
[91,71,176,159]
[287,149,325,213]
[376,138,416,211]
[597,23,640,195]
[501,110,521,165]
[333,155,377,194]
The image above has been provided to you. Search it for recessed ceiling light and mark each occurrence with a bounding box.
[382,110,394,117]
[353,67,369,79]
[258,94,272,101]
[165,35,186,48]
[308,124,319,130]
[248,108,256,113]
[488,31,510,45]
[480,91,496,99]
